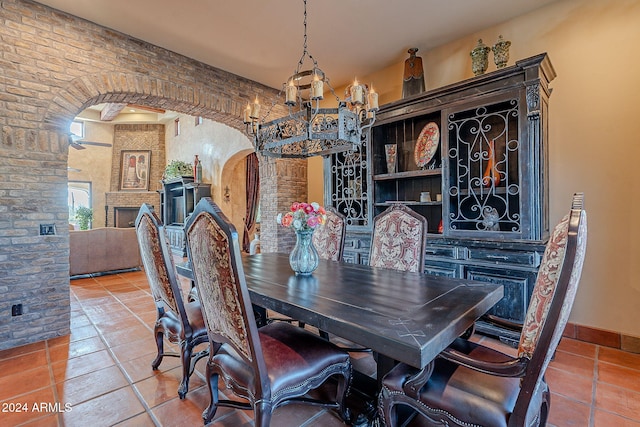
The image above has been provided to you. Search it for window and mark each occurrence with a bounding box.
[68,181,92,229]
[70,121,84,138]
[195,116,203,126]
[175,118,180,136]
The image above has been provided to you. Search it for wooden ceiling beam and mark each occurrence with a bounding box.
[100,103,127,121]
[127,104,166,114]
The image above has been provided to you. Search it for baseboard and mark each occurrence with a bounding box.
[563,322,640,354]
[70,267,141,280]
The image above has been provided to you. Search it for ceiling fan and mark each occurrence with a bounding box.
[68,134,113,150]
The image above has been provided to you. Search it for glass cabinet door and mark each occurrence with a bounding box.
[445,95,525,238]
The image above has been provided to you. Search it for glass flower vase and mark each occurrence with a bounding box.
[289,229,319,275]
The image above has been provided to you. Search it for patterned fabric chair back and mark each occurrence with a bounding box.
[313,207,347,261]
[135,203,213,400]
[518,199,587,360]
[185,198,263,368]
[135,206,180,315]
[369,204,428,273]
[514,193,587,418]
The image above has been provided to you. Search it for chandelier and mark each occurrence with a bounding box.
[244,0,378,158]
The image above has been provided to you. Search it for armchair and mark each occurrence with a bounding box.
[378,193,588,427]
[135,204,208,399]
[185,198,352,426]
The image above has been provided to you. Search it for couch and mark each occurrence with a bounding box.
[69,227,142,277]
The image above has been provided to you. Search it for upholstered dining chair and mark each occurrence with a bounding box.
[378,192,588,427]
[184,197,352,426]
[369,204,428,273]
[313,206,347,261]
[135,204,208,399]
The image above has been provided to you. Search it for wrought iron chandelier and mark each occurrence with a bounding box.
[244,0,378,158]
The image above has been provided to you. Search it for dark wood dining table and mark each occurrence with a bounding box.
[177,252,503,387]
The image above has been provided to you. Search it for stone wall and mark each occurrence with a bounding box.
[0,0,304,350]
[259,156,307,253]
[104,124,164,227]
[110,124,165,192]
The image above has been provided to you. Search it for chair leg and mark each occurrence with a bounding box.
[336,368,352,423]
[379,389,398,427]
[540,383,551,425]
[202,365,219,425]
[151,327,164,370]
[254,401,273,427]
[178,341,193,399]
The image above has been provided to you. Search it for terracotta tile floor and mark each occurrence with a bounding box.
[1,270,639,426]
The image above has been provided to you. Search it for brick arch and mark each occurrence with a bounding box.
[42,71,260,133]
[0,0,306,352]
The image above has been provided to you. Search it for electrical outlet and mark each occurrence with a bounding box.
[39,224,56,235]
[11,304,23,316]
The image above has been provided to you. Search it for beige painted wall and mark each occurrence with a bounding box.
[309,0,640,337]
[67,121,114,228]
[163,115,254,234]
[67,115,254,238]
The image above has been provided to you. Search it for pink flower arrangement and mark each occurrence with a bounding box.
[277,202,327,231]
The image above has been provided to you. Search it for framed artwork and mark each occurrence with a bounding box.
[120,150,151,191]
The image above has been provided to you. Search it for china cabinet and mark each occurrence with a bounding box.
[160,176,211,255]
[325,53,556,345]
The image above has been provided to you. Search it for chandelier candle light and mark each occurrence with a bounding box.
[244,0,378,158]
[277,202,327,275]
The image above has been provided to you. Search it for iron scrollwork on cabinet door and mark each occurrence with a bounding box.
[447,99,522,237]
[330,143,370,228]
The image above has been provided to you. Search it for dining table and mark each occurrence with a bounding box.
[176,252,503,389]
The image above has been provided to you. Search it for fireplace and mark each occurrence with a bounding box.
[114,207,139,228]
[105,192,159,227]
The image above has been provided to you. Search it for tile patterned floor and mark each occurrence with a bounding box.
[1,270,639,426]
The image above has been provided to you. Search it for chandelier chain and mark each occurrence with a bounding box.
[296,0,318,75]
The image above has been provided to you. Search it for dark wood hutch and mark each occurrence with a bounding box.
[324,53,556,345]
[160,176,211,256]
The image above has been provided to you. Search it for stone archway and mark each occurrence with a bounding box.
[220,149,255,241]
[42,72,253,134]
[0,0,307,350]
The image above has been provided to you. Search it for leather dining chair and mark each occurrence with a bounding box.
[135,204,208,399]
[184,197,352,426]
[313,206,347,261]
[378,193,588,427]
[369,204,428,273]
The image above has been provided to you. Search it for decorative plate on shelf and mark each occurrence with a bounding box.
[414,122,440,168]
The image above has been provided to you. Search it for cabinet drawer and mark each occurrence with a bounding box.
[467,248,540,267]
[344,236,371,250]
[423,244,466,259]
[343,250,370,266]
[342,251,359,265]
[465,266,536,323]
[423,259,460,278]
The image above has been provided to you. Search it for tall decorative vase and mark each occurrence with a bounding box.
[385,144,397,174]
[193,155,200,181]
[492,35,511,69]
[470,39,490,76]
[289,229,319,275]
